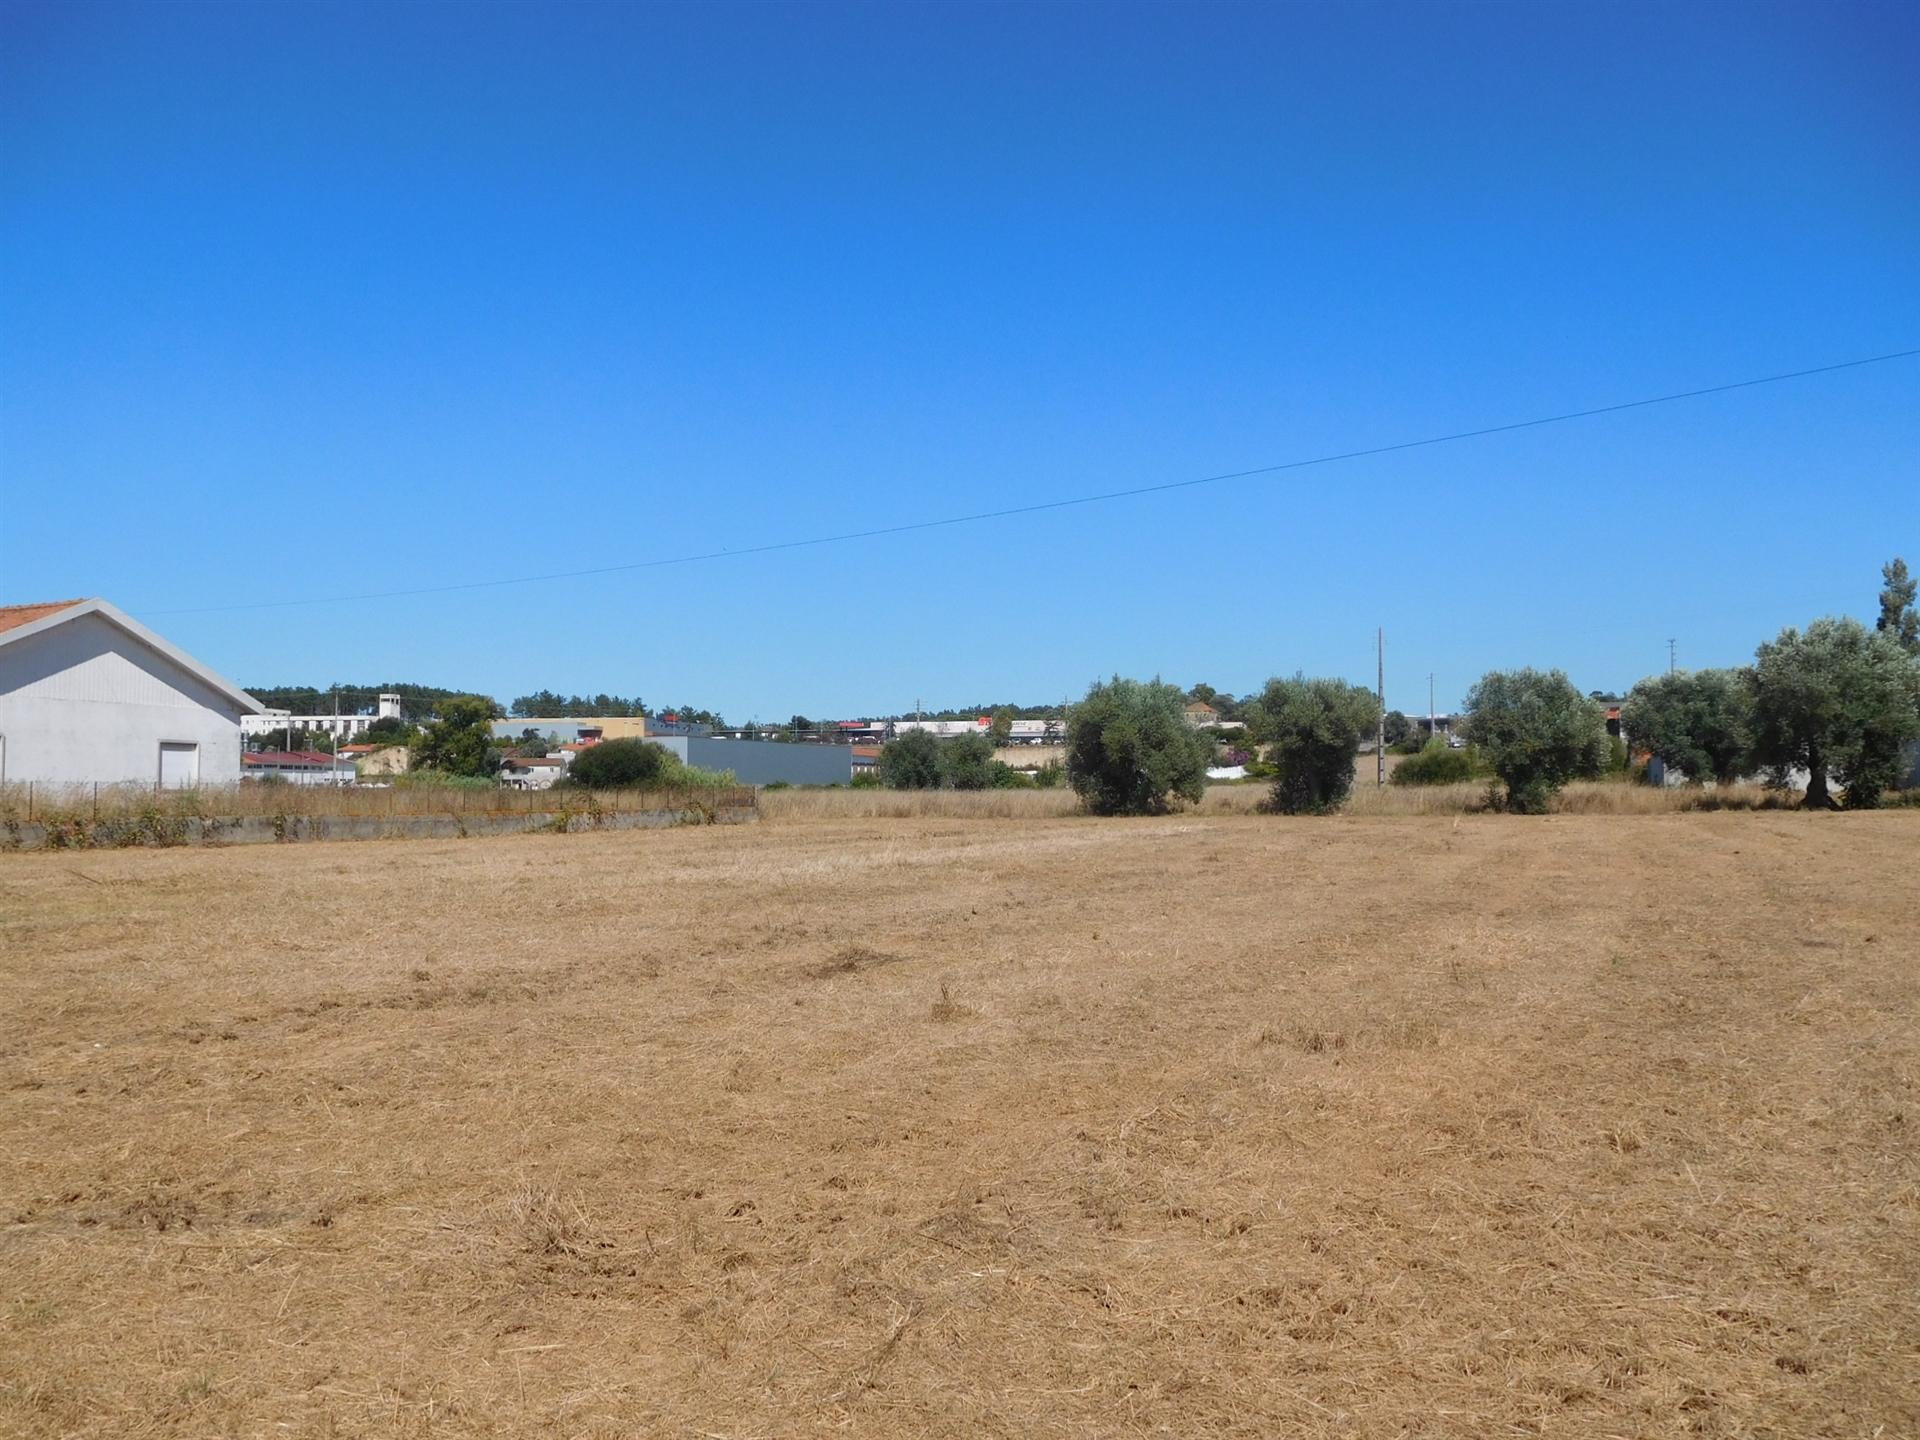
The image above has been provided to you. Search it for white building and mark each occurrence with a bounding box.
[498,755,570,789]
[0,598,263,788]
[1007,718,1064,743]
[241,750,354,786]
[892,718,991,738]
[243,691,403,743]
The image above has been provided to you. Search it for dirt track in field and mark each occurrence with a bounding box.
[2,812,1916,1437]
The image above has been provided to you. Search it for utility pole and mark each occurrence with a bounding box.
[1428,672,1435,742]
[1668,638,1677,674]
[1376,627,1386,786]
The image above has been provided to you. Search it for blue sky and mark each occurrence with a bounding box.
[3,0,1915,720]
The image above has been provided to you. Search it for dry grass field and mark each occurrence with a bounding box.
[2,810,1917,1438]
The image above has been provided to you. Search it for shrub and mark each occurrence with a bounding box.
[878,729,943,789]
[1620,669,1754,784]
[1252,674,1380,814]
[1033,760,1065,789]
[849,771,882,789]
[940,732,998,791]
[1392,737,1475,786]
[564,738,674,789]
[1065,677,1211,816]
[1750,617,1920,809]
[1463,669,1609,813]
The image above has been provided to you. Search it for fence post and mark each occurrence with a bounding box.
[93,782,98,821]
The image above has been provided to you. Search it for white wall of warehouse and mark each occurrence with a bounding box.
[0,613,247,787]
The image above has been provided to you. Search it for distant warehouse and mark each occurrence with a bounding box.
[647,735,853,787]
[492,717,853,787]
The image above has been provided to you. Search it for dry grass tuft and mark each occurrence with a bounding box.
[928,982,977,1023]
[805,943,905,979]
[508,1184,606,1260]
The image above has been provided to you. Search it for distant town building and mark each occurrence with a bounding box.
[241,750,352,785]
[243,692,404,744]
[1007,718,1064,743]
[892,718,991,739]
[1183,700,1220,728]
[498,755,569,790]
[490,715,708,745]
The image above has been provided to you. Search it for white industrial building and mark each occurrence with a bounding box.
[243,691,404,742]
[0,598,263,788]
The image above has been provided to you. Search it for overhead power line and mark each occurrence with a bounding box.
[140,347,1918,618]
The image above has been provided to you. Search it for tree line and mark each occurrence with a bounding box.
[862,556,1920,815]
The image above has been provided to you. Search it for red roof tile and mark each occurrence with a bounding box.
[244,750,340,767]
[0,599,86,636]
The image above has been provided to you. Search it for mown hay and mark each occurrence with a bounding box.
[1,812,1915,1436]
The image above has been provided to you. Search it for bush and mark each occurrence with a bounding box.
[1252,674,1380,814]
[878,729,943,789]
[988,762,1034,789]
[940,732,998,791]
[564,738,674,789]
[1463,669,1609,813]
[1065,677,1211,816]
[1033,760,1065,789]
[1391,737,1475,786]
[849,771,882,789]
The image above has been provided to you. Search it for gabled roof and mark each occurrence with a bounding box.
[0,598,264,714]
[0,599,88,636]
[244,750,339,767]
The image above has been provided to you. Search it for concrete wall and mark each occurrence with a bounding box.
[0,613,246,787]
[645,735,854,786]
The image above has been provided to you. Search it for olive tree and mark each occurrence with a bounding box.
[1620,669,1754,784]
[1065,677,1211,816]
[1462,668,1609,813]
[878,728,943,789]
[1750,617,1920,809]
[1252,674,1380,814]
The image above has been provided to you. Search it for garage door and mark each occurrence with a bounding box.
[158,742,200,789]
